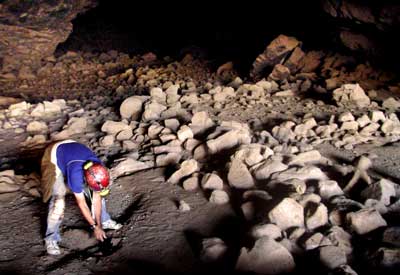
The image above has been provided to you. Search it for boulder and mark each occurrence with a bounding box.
[167,159,199,184]
[346,208,387,234]
[209,190,229,204]
[201,173,224,190]
[228,159,255,189]
[236,237,295,274]
[268,198,304,230]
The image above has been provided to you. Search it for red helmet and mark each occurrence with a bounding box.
[83,161,110,195]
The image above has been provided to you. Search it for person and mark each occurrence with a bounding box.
[41,140,122,256]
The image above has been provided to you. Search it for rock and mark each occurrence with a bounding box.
[200,238,228,263]
[284,46,305,73]
[357,114,371,128]
[228,159,255,189]
[381,120,395,135]
[370,247,400,268]
[361,179,396,206]
[288,150,322,166]
[274,89,295,97]
[209,190,229,204]
[253,159,288,180]
[147,124,164,139]
[333,84,370,108]
[297,193,322,208]
[339,112,355,122]
[52,117,87,140]
[383,227,400,247]
[167,159,199,184]
[150,87,166,104]
[155,153,181,167]
[325,226,353,256]
[271,166,328,182]
[359,122,380,136]
[101,120,131,135]
[111,158,153,178]
[0,182,20,193]
[305,203,329,230]
[250,34,300,78]
[120,96,147,120]
[183,175,199,191]
[177,125,193,142]
[370,110,386,123]
[165,84,180,105]
[8,101,29,117]
[189,111,215,136]
[213,87,235,102]
[236,237,296,274]
[178,200,191,212]
[201,173,223,190]
[268,198,304,230]
[346,208,387,235]
[332,265,358,275]
[207,129,251,154]
[302,232,331,250]
[241,202,255,221]
[142,101,167,122]
[269,64,290,81]
[340,121,359,131]
[26,121,48,134]
[0,96,22,107]
[250,223,282,240]
[318,180,344,200]
[99,135,115,147]
[164,118,180,132]
[319,245,347,269]
[0,170,15,177]
[383,97,400,110]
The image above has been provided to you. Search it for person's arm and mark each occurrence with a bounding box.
[74,192,107,242]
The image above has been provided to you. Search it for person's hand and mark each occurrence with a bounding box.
[94,227,107,242]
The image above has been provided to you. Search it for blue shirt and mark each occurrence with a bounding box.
[56,142,101,193]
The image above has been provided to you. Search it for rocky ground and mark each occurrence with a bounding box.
[1,35,400,275]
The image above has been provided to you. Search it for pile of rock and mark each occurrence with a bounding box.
[0,170,41,197]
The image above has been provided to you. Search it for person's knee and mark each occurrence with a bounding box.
[51,197,65,218]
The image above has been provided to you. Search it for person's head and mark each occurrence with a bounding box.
[83,161,110,196]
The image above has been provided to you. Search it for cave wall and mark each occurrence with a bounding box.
[0,0,96,72]
[0,0,399,75]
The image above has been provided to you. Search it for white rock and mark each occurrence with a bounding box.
[155,153,181,167]
[346,208,387,234]
[305,203,329,230]
[383,97,400,110]
[147,124,164,139]
[288,150,322,166]
[165,84,180,105]
[297,193,322,208]
[271,166,328,182]
[364,199,388,214]
[167,159,199,184]
[207,129,251,154]
[228,159,255,189]
[253,159,288,180]
[302,232,328,250]
[340,121,359,131]
[116,129,133,141]
[318,180,344,200]
[361,179,396,206]
[99,135,115,147]
[177,125,193,142]
[200,238,228,263]
[142,101,167,121]
[236,237,295,275]
[268,198,304,230]
[101,120,131,135]
[0,170,14,177]
[150,87,166,104]
[381,119,395,135]
[201,173,223,190]
[178,200,191,212]
[250,224,282,240]
[164,118,180,132]
[325,226,353,256]
[26,121,48,134]
[319,245,347,269]
[183,175,199,191]
[333,83,370,108]
[189,111,215,136]
[209,190,229,204]
[359,122,380,136]
[357,114,371,128]
[371,110,386,123]
[339,112,355,122]
[9,101,29,117]
[111,158,153,178]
